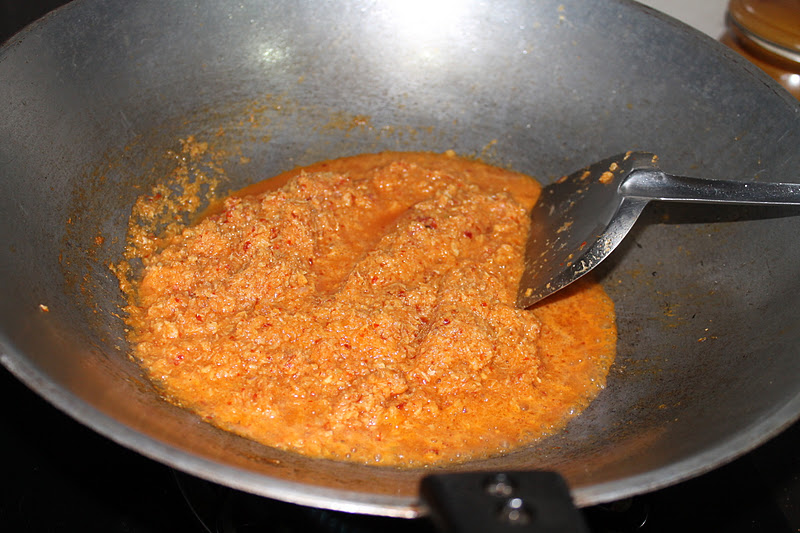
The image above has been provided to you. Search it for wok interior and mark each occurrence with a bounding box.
[1,0,799,516]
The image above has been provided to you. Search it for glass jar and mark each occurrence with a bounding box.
[721,0,800,99]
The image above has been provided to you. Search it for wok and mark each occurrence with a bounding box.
[1,0,799,519]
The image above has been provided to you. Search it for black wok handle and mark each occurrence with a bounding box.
[421,471,589,533]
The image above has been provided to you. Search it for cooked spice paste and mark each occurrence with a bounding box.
[123,151,616,466]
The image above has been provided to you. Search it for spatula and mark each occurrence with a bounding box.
[516,151,800,308]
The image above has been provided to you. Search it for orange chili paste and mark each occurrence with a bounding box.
[123,151,616,466]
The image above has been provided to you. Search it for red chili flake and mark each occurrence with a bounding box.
[173,354,184,365]
[442,318,451,325]
[371,275,379,283]
[464,231,473,239]
[243,241,252,251]
[195,314,204,322]
[418,216,437,229]
[396,402,406,410]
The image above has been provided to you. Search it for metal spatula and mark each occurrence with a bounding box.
[516,151,800,308]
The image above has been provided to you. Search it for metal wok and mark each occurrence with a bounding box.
[1,0,799,519]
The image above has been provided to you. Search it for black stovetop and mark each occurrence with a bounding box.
[2,365,799,533]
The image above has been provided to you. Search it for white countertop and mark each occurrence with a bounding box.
[637,0,729,39]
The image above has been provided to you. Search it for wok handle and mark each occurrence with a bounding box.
[420,471,589,533]
[621,170,800,205]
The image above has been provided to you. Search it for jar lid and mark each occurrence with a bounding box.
[728,0,800,60]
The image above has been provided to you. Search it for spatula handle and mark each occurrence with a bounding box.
[621,170,800,205]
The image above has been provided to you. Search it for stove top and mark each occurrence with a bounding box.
[2,366,798,532]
